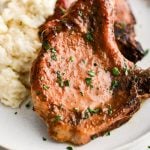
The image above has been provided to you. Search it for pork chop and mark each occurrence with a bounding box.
[31,0,150,145]
[39,0,144,63]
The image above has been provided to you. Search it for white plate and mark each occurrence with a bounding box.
[0,0,150,150]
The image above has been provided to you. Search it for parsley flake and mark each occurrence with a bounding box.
[85,31,94,42]
[78,10,83,17]
[88,107,100,114]
[105,131,110,136]
[110,80,119,90]
[66,146,73,150]
[112,67,120,76]
[42,41,50,51]
[69,56,74,62]
[64,80,70,87]
[88,70,95,77]
[52,115,62,123]
[43,84,49,90]
[42,137,47,141]
[85,78,93,88]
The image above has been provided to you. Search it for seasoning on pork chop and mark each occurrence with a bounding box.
[39,0,144,63]
[31,0,150,145]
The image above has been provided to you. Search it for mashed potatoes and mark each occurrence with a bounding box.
[0,0,56,108]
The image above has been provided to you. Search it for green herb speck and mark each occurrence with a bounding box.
[66,146,73,150]
[69,56,74,62]
[78,10,83,17]
[88,70,95,77]
[64,80,70,87]
[83,110,90,119]
[51,53,57,61]
[42,137,47,141]
[43,84,49,90]
[42,41,50,51]
[14,112,18,115]
[112,67,120,76]
[25,102,31,109]
[53,115,62,123]
[60,7,66,14]
[85,32,94,42]
[91,135,97,140]
[107,105,113,116]
[85,78,93,88]
[105,131,110,136]
[88,107,100,114]
[144,49,149,57]
[123,65,130,76]
[110,80,119,90]
[120,22,126,29]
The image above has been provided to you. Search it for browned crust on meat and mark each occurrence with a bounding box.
[31,0,148,145]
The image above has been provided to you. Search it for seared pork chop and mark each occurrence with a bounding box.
[31,0,150,145]
[39,0,144,63]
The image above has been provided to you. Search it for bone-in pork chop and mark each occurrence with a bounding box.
[39,0,144,63]
[31,0,150,145]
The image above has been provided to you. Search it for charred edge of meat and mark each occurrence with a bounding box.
[115,23,144,63]
[131,69,150,97]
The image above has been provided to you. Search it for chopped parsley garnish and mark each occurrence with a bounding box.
[51,54,57,61]
[51,48,57,61]
[85,78,93,88]
[123,64,130,76]
[144,49,149,57]
[42,41,57,61]
[56,71,70,88]
[85,31,94,42]
[43,84,49,90]
[107,105,113,116]
[64,80,70,87]
[52,115,62,123]
[60,7,66,14]
[78,10,83,17]
[91,135,97,140]
[25,102,31,109]
[83,107,100,119]
[14,112,18,115]
[51,48,56,53]
[42,41,51,51]
[148,146,150,149]
[120,22,126,29]
[69,56,74,62]
[66,146,73,150]
[42,137,47,141]
[83,110,90,119]
[56,71,64,87]
[110,80,119,90]
[88,70,95,77]
[112,67,120,76]
[88,107,100,114]
[105,131,110,136]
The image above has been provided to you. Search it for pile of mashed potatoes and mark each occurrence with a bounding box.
[0,0,56,108]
